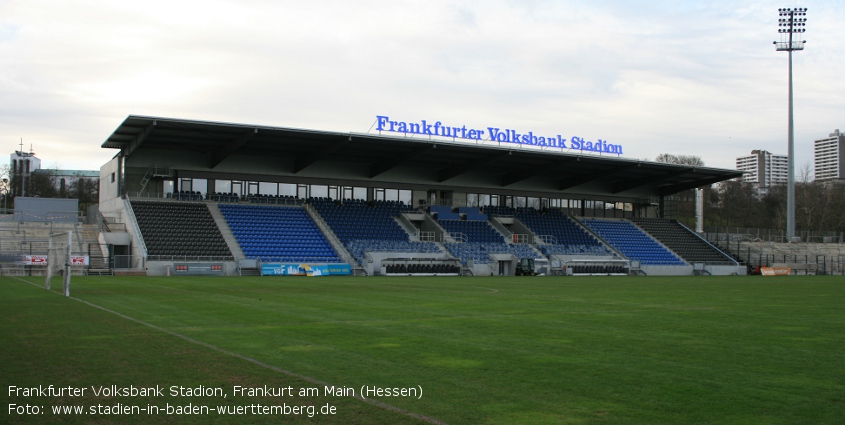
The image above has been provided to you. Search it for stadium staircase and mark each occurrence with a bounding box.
[393,215,421,241]
[489,206,615,258]
[303,203,363,273]
[138,165,174,197]
[480,206,620,276]
[436,207,542,266]
[207,203,246,259]
[237,259,262,276]
[77,224,110,273]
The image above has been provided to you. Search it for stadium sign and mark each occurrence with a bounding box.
[375,115,623,155]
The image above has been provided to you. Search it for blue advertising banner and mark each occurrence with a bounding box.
[261,263,352,276]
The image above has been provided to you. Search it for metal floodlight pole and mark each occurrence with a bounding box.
[774,7,807,242]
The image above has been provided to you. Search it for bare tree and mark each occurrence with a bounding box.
[655,153,679,164]
[798,162,813,183]
[68,177,99,205]
[655,154,705,166]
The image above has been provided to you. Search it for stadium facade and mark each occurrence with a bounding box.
[96,115,745,277]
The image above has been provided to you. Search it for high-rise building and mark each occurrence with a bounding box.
[814,129,845,182]
[735,150,788,190]
[9,149,42,197]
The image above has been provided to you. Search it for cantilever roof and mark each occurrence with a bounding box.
[102,115,742,198]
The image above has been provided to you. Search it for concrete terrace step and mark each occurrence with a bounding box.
[207,203,246,259]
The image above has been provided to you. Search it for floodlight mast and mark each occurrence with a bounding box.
[774,7,807,242]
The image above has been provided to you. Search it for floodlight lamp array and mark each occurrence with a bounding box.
[776,8,808,35]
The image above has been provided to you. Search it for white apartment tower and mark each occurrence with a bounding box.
[814,129,845,182]
[735,150,788,188]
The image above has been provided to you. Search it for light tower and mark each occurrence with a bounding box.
[774,7,807,242]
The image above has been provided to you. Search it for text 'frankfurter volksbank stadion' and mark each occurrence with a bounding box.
[375,115,623,155]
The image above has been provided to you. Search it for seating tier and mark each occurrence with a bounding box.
[131,201,232,258]
[311,199,440,264]
[219,204,340,263]
[582,219,685,266]
[631,218,735,265]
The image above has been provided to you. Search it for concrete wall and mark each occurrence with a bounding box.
[471,263,496,276]
[14,197,78,223]
[706,265,747,276]
[412,190,428,209]
[420,214,446,241]
[640,265,693,276]
[452,192,467,207]
[639,264,746,276]
[99,157,120,204]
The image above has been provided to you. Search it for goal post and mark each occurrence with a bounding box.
[46,231,72,297]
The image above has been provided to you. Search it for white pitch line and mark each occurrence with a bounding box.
[12,277,448,425]
[380,284,498,293]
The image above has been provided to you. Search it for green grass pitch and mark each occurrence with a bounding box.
[2,275,844,424]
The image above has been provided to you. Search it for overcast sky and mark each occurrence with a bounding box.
[1,0,843,174]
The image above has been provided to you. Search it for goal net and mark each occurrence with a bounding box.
[46,231,73,296]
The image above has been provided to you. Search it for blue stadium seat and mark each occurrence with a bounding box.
[581,219,685,266]
[218,204,342,263]
[311,199,440,264]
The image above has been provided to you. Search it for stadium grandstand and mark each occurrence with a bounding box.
[86,115,748,276]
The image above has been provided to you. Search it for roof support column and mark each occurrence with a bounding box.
[658,196,666,219]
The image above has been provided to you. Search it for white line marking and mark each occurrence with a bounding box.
[380,285,498,293]
[11,277,448,425]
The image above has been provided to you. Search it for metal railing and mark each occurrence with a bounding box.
[512,234,529,244]
[122,198,147,258]
[706,227,844,244]
[534,234,557,245]
[128,191,304,206]
[144,255,233,262]
[447,232,468,243]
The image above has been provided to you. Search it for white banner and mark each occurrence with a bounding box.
[70,256,90,266]
[21,255,89,266]
[23,255,48,266]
